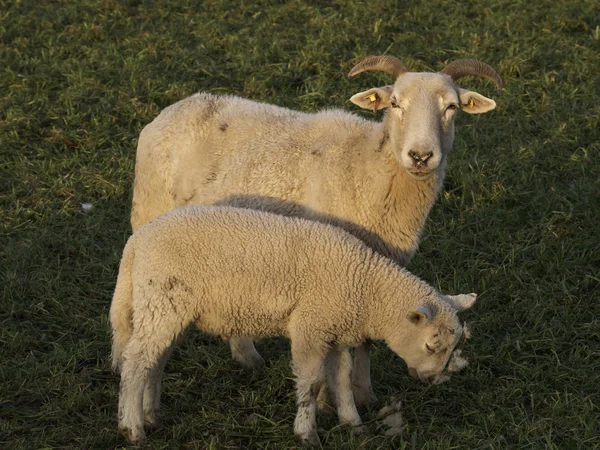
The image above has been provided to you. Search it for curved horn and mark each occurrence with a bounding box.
[440,59,503,94]
[348,55,409,78]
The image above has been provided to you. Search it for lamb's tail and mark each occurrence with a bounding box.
[110,236,136,372]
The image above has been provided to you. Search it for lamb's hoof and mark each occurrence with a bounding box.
[352,384,377,408]
[119,425,146,445]
[297,431,321,447]
[338,418,364,435]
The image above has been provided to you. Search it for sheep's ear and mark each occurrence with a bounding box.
[350,86,393,112]
[407,305,432,327]
[458,89,496,114]
[444,293,477,311]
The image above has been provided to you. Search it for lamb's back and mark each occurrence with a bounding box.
[131,206,374,337]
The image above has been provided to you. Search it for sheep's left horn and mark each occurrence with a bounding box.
[440,59,503,94]
[348,55,409,78]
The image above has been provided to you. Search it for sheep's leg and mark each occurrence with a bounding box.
[143,346,174,432]
[316,380,335,415]
[325,348,363,433]
[352,340,377,407]
[291,340,327,447]
[316,357,337,415]
[229,337,265,370]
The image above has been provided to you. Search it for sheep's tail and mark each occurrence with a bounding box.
[110,236,136,373]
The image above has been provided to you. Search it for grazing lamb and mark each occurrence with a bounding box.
[130,55,500,405]
[111,206,476,446]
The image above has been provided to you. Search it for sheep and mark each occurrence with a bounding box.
[111,205,477,446]
[130,55,501,406]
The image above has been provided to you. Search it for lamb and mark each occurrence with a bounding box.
[130,55,501,405]
[111,206,477,446]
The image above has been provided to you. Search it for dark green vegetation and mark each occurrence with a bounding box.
[2,0,599,448]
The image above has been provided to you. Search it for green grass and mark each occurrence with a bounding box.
[1,0,599,448]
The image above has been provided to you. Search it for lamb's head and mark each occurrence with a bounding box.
[389,292,477,384]
[349,56,502,180]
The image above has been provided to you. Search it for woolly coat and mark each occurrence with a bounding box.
[130,93,444,266]
[112,205,452,362]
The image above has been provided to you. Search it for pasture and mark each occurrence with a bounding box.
[1,0,599,448]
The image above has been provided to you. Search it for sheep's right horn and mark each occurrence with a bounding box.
[348,55,409,78]
[440,59,503,94]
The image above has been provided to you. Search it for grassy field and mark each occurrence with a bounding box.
[1,0,599,448]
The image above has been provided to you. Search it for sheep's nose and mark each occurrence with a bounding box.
[421,152,433,162]
[408,150,434,165]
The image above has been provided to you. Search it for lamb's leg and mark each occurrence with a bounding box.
[118,339,158,445]
[118,305,188,445]
[352,340,377,407]
[325,348,363,433]
[229,337,265,370]
[291,339,327,447]
[143,346,174,432]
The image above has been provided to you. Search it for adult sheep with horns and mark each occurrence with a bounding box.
[130,54,502,407]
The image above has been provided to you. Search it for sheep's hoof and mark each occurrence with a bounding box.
[232,349,266,371]
[119,425,146,445]
[352,384,377,408]
[144,415,163,433]
[352,424,366,435]
[236,355,266,371]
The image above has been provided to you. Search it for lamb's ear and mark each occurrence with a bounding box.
[350,86,393,112]
[407,305,433,327]
[458,88,496,114]
[444,293,477,311]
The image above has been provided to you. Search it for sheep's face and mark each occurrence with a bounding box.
[389,293,477,384]
[350,73,496,180]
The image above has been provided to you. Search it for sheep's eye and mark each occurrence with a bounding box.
[391,100,400,109]
[445,104,458,113]
[425,344,435,354]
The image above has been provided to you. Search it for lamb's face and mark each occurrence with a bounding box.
[349,72,496,181]
[401,313,464,384]
[389,293,477,384]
